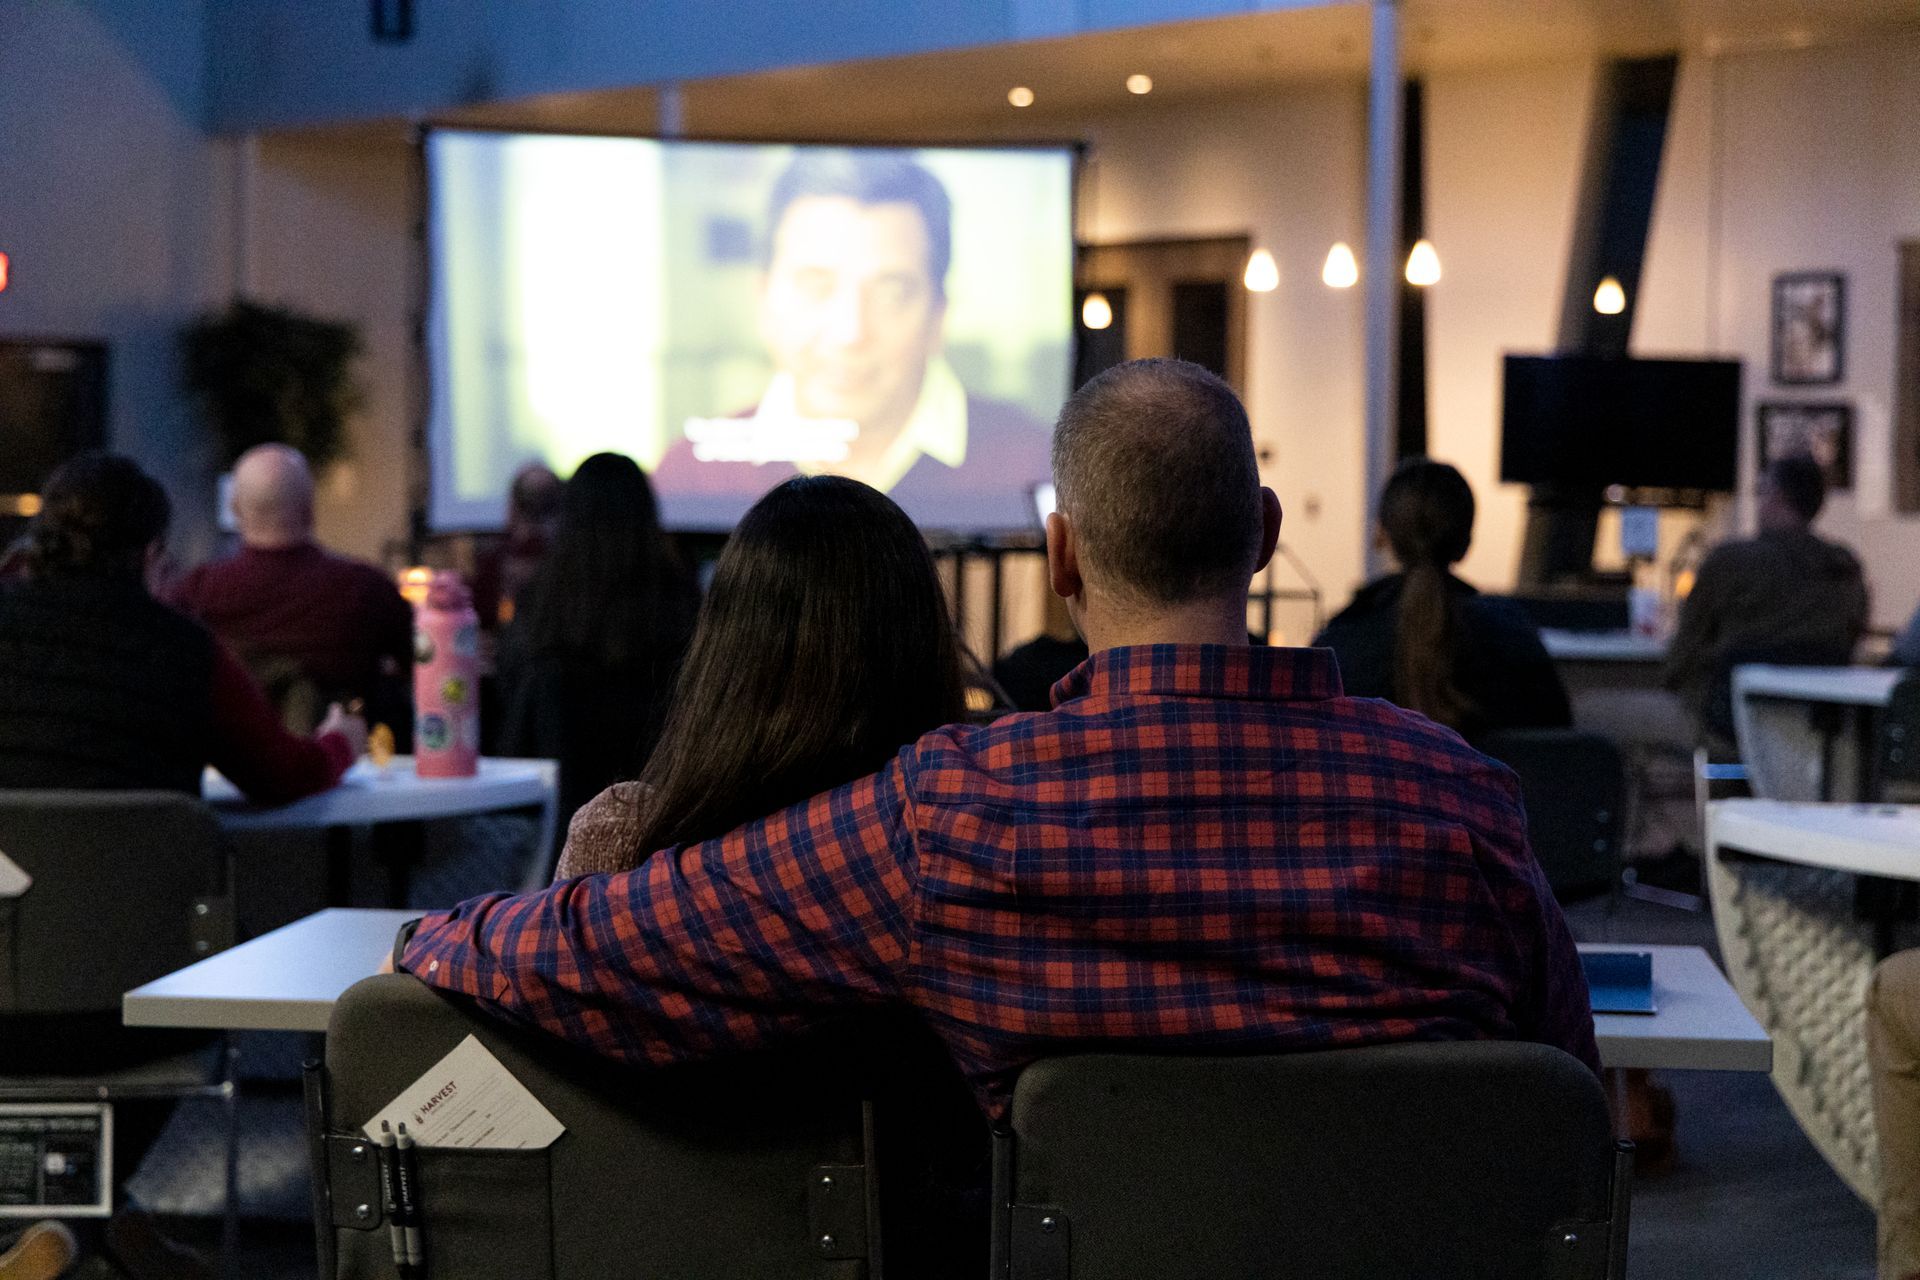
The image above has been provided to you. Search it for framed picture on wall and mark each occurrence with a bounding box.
[1772,271,1846,385]
[1758,401,1853,490]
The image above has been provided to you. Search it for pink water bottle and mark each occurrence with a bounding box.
[413,571,481,778]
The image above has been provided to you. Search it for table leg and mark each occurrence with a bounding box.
[1858,705,1883,804]
[372,822,424,909]
[1814,703,1841,802]
[324,828,353,906]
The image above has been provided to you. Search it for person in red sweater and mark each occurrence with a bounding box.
[167,444,411,733]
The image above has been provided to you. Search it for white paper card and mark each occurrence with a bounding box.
[0,850,30,899]
[363,1035,565,1150]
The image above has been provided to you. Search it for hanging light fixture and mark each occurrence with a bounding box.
[1321,242,1359,289]
[1404,239,1441,287]
[1593,275,1627,315]
[1081,291,1114,330]
[1007,86,1035,108]
[1242,249,1279,293]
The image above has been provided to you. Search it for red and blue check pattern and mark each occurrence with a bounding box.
[403,644,1599,1118]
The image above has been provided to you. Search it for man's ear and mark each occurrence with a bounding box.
[1045,510,1083,602]
[1252,487,1283,572]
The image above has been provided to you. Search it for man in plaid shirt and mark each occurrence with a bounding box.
[400,358,1599,1120]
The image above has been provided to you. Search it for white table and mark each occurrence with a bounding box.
[124,908,418,1033]
[1731,665,1903,802]
[1585,943,1770,1073]
[203,756,559,899]
[1705,797,1920,1204]
[1711,800,1920,881]
[124,910,1772,1077]
[1541,629,1667,664]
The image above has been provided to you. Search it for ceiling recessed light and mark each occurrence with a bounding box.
[1126,74,1153,95]
[1007,86,1035,108]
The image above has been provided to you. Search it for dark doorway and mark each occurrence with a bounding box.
[1073,287,1130,389]
[1075,236,1250,394]
[1170,281,1230,382]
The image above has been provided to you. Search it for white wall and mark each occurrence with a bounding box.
[242,133,419,564]
[1639,35,1920,629]
[1424,61,1598,590]
[1078,86,1371,630]
[0,0,227,561]
[205,0,1333,133]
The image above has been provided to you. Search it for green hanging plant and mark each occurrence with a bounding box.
[180,300,363,469]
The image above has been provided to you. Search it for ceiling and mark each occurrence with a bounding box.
[427,0,1920,145]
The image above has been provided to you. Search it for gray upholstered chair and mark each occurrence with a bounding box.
[311,973,883,1279]
[992,1041,1631,1280]
[0,791,237,1253]
[1481,728,1628,905]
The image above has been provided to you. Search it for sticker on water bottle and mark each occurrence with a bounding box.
[419,714,451,751]
[453,624,479,659]
[413,630,436,665]
[442,677,469,706]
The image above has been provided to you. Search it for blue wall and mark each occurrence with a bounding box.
[205,0,1333,132]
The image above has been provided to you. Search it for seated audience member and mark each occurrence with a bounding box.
[992,587,1089,714]
[168,443,411,732]
[472,460,561,630]
[1870,951,1920,1280]
[0,452,364,806]
[398,358,1597,1124]
[0,453,365,1280]
[497,453,700,866]
[1664,454,1868,749]
[556,474,964,879]
[1315,458,1571,740]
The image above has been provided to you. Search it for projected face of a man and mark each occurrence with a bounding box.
[758,196,946,440]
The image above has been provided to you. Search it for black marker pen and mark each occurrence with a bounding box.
[394,1121,426,1277]
[377,1122,405,1273]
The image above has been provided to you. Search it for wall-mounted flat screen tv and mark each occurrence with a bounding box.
[1500,354,1741,492]
[424,130,1074,531]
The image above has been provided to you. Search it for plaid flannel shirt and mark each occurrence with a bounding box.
[403,644,1599,1118]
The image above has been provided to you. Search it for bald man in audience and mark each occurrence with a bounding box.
[168,445,411,731]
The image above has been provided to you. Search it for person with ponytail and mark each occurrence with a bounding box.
[1316,458,1570,741]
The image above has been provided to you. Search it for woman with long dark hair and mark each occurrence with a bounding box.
[555,473,965,878]
[498,452,701,859]
[1314,458,1569,740]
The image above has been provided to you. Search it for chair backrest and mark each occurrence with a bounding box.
[1703,641,1853,748]
[316,974,882,1280]
[1878,674,1920,792]
[0,790,227,1015]
[994,1041,1629,1280]
[1480,728,1626,903]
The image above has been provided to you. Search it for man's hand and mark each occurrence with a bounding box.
[318,702,370,758]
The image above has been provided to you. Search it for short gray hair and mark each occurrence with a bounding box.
[1051,358,1262,606]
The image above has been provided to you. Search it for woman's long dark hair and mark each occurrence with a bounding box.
[514,453,698,670]
[629,475,966,856]
[24,452,171,584]
[1379,458,1477,731]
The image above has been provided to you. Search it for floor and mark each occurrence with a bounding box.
[81,890,1881,1278]
[1568,892,1878,1280]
